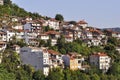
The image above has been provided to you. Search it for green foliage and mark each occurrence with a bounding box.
[90,46,104,53]
[109,62,120,76]
[45,39,51,47]
[0,2,43,19]
[55,14,64,21]
[47,68,64,80]
[107,37,119,46]
[0,65,15,80]
[4,0,12,5]
[33,70,45,80]
[90,74,100,80]
[57,35,65,48]
[43,26,51,32]
[69,21,77,25]
[38,39,45,47]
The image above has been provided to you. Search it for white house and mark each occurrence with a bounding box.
[65,35,73,42]
[77,20,88,29]
[45,19,60,30]
[20,47,50,76]
[89,52,111,72]
[48,50,63,68]
[12,24,23,30]
[16,30,24,40]
[0,31,7,42]
[2,29,15,42]
[51,39,57,46]
[0,41,6,51]
[37,34,49,41]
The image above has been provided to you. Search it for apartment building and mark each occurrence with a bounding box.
[20,47,50,76]
[89,52,111,72]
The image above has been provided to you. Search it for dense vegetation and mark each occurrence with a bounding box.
[1,49,120,80]
[0,0,46,19]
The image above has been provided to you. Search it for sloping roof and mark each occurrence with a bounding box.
[48,50,60,55]
[78,20,88,24]
[45,30,60,35]
[0,31,6,35]
[92,52,108,57]
[0,41,6,44]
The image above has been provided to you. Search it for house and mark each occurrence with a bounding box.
[0,41,6,51]
[23,23,32,31]
[45,19,60,30]
[0,31,7,42]
[11,45,20,53]
[62,53,84,70]
[45,30,60,39]
[2,29,15,42]
[20,47,50,76]
[89,52,111,72]
[37,34,49,41]
[65,35,73,42]
[116,45,120,53]
[83,38,102,47]
[45,30,60,46]
[23,31,38,45]
[51,39,57,46]
[48,50,63,68]
[25,17,32,23]
[28,38,39,46]
[12,24,23,30]
[83,30,93,39]
[16,29,24,40]
[77,20,88,29]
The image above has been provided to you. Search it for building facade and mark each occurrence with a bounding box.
[20,47,50,76]
[90,52,111,72]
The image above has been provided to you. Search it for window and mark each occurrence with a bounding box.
[78,60,81,63]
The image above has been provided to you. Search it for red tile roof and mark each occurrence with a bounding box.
[0,32,6,35]
[92,52,108,57]
[48,50,60,55]
[65,35,72,38]
[0,41,6,44]
[78,20,88,24]
[45,30,60,35]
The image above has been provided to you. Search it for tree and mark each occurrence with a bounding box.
[69,21,77,25]
[22,65,35,79]
[38,39,45,47]
[57,35,65,49]
[109,62,120,76]
[43,26,51,32]
[0,66,15,80]
[55,14,64,21]
[33,70,45,80]
[63,69,71,80]
[90,74,100,80]
[45,39,51,47]
[47,68,64,80]
[107,37,119,46]
[4,0,12,5]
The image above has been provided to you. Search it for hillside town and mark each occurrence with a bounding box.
[0,0,120,80]
[0,15,119,75]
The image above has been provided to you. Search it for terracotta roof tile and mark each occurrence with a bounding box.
[48,50,60,55]
[78,20,88,24]
[45,30,60,35]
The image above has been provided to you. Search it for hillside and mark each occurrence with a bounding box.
[104,27,120,33]
[0,0,49,19]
